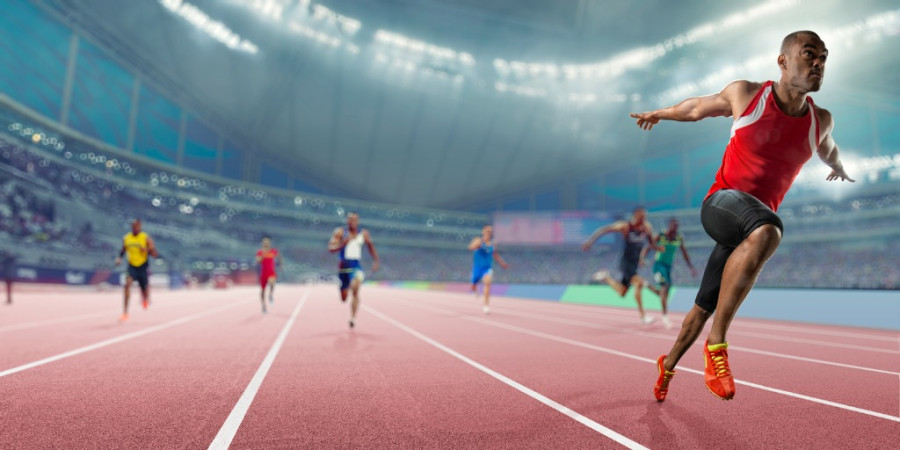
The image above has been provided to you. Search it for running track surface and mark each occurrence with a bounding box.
[1,285,897,449]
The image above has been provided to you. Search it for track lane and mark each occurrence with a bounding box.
[381,287,900,371]
[226,286,632,449]
[382,288,900,418]
[0,286,304,449]
[366,288,898,448]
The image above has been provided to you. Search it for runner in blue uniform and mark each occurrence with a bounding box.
[468,225,508,314]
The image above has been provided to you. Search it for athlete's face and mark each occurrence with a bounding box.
[131,220,141,235]
[482,226,493,240]
[780,34,827,92]
[347,213,359,231]
[262,238,271,249]
[668,219,678,233]
[632,209,646,223]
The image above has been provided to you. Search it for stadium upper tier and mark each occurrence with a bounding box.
[0,100,488,240]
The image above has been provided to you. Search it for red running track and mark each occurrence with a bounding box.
[1,284,897,449]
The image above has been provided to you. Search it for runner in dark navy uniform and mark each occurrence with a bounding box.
[582,206,657,325]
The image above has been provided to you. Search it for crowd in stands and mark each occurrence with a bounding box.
[2,113,898,290]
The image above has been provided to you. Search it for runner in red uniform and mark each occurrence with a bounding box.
[256,236,281,314]
[630,31,854,401]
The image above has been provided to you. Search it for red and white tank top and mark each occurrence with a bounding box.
[706,81,819,212]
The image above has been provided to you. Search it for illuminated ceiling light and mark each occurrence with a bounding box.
[495,0,797,81]
[159,0,258,54]
[311,4,361,36]
[374,29,477,67]
[655,9,899,104]
[232,0,295,21]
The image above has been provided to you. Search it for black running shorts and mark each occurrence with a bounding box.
[694,190,783,312]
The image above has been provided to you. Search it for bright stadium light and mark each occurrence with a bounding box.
[159,0,258,54]
[311,4,361,36]
[655,9,900,103]
[494,0,798,82]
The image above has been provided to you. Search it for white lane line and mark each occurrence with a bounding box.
[363,304,649,450]
[499,309,900,376]
[208,291,309,450]
[0,310,118,333]
[387,296,900,422]
[470,318,900,423]
[0,299,248,378]
[0,294,240,334]
[393,287,900,344]
[402,289,899,354]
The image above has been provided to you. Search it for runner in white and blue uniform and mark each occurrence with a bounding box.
[582,206,657,325]
[328,212,380,328]
[468,225,508,314]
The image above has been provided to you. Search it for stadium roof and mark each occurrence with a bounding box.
[36,0,900,209]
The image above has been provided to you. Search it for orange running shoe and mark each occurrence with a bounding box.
[142,299,149,310]
[118,313,129,323]
[653,354,676,402]
[703,340,735,400]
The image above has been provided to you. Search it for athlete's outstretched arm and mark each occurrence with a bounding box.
[328,227,347,253]
[467,237,483,251]
[679,240,699,277]
[815,109,855,182]
[640,234,658,262]
[147,236,160,259]
[493,250,509,270]
[630,80,752,130]
[363,230,380,272]
[115,244,125,265]
[582,221,626,251]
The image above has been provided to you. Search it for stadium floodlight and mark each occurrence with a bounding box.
[230,0,306,21]
[655,9,900,104]
[159,0,258,54]
[311,4,361,36]
[374,30,477,68]
[493,0,797,82]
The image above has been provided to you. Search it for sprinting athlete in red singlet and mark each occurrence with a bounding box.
[256,236,281,314]
[630,31,853,402]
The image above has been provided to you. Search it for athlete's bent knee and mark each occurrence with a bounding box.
[749,224,782,249]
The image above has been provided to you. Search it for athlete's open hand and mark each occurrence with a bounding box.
[371,260,380,273]
[630,112,660,130]
[114,257,122,266]
[826,167,855,182]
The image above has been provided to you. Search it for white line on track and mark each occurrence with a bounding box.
[0,299,248,378]
[0,294,236,334]
[383,287,899,343]
[363,304,650,450]
[208,291,309,450]
[521,301,900,344]
[498,309,899,376]
[387,296,900,423]
[0,310,119,333]
[392,288,899,355]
